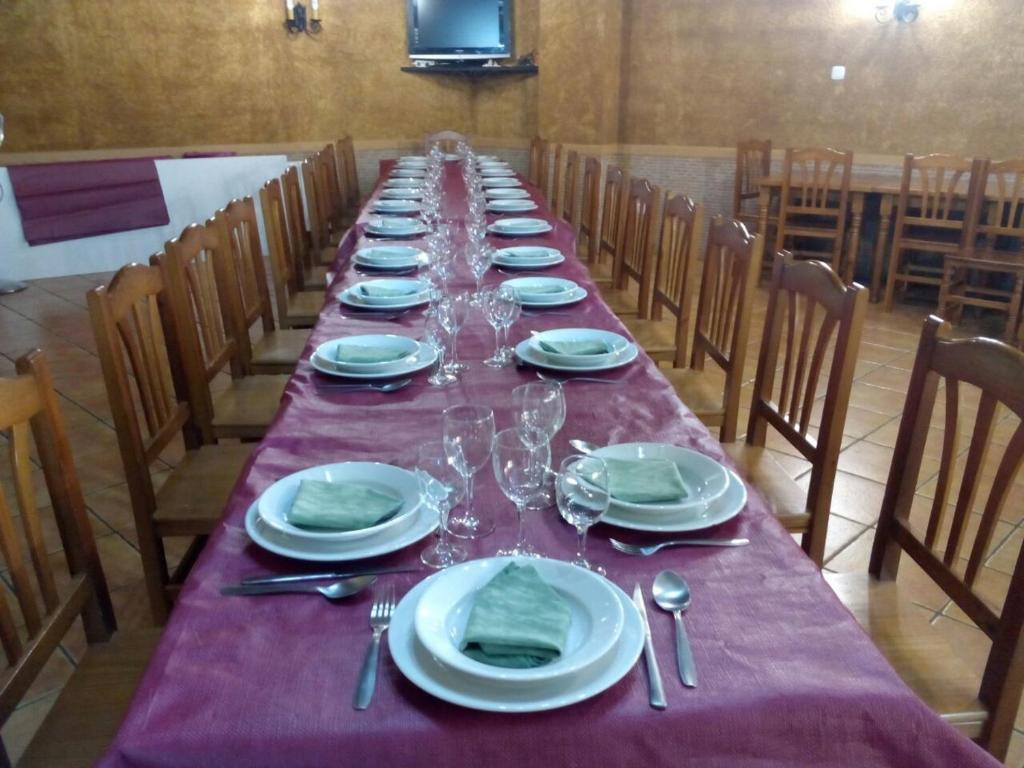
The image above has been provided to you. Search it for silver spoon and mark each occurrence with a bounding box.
[316,379,411,393]
[536,371,619,385]
[652,570,698,688]
[611,538,750,555]
[221,575,377,601]
[569,439,600,454]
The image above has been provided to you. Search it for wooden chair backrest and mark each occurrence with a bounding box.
[282,165,310,263]
[548,143,563,211]
[321,142,346,220]
[337,135,360,210]
[691,217,765,442]
[613,176,662,317]
[599,164,626,265]
[779,146,853,219]
[747,254,867,563]
[897,153,977,230]
[528,136,547,188]
[424,130,466,154]
[0,351,114,734]
[302,156,331,252]
[970,157,1024,246]
[734,139,772,218]
[220,198,276,371]
[650,193,704,366]
[870,315,1024,757]
[579,156,602,262]
[260,177,298,318]
[560,150,579,226]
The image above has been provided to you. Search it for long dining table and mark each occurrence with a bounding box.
[98,160,1000,768]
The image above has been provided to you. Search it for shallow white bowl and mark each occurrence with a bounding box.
[316,334,421,374]
[528,328,632,367]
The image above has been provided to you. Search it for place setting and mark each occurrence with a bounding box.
[485,187,532,200]
[481,176,524,188]
[338,276,432,314]
[371,198,422,216]
[487,198,539,214]
[380,186,424,199]
[487,217,554,237]
[384,177,423,188]
[515,328,639,376]
[492,245,566,271]
[502,276,587,308]
[352,245,427,274]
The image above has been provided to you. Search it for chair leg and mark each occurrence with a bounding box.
[938,258,955,320]
[1006,272,1024,345]
[883,243,902,312]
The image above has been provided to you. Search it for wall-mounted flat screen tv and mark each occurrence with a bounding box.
[406,0,513,60]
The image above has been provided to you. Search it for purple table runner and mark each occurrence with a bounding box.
[99,162,998,768]
[7,158,169,246]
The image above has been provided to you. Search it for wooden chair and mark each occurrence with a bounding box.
[601,176,661,319]
[595,164,627,284]
[87,265,253,623]
[302,157,337,267]
[662,218,765,442]
[724,254,867,565]
[622,193,704,367]
[940,157,1024,343]
[825,316,1024,761]
[0,349,161,768]
[774,146,854,279]
[884,153,981,311]
[424,130,467,154]
[579,157,609,285]
[281,165,329,291]
[221,197,312,374]
[337,135,362,219]
[318,144,347,240]
[548,143,563,213]
[528,136,547,190]
[734,139,772,236]
[260,177,327,330]
[560,150,579,230]
[159,218,289,443]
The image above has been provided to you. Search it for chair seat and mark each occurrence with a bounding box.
[660,368,724,424]
[250,328,310,374]
[823,572,988,739]
[722,443,810,531]
[588,260,614,287]
[154,442,254,536]
[211,375,289,440]
[600,287,639,318]
[948,248,1024,271]
[621,317,677,359]
[897,236,962,255]
[304,264,331,289]
[283,289,327,329]
[18,628,163,768]
[317,245,338,267]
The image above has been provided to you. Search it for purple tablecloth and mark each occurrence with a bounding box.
[98,162,998,768]
[7,158,169,246]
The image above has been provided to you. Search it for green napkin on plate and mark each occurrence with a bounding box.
[358,284,418,298]
[539,339,611,356]
[335,345,411,365]
[286,479,403,531]
[604,457,688,504]
[518,284,567,295]
[461,563,572,669]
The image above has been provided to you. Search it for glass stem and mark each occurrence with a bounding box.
[493,326,502,358]
[451,331,460,365]
[438,503,451,550]
[576,526,588,563]
[465,472,475,521]
[515,502,527,549]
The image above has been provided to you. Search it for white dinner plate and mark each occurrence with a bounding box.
[344,278,429,306]
[589,443,731,517]
[338,286,430,312]
[480,168,516,177]
[502,277,585,307]
[372,200,422,215]
[389,575,643,713]
[487,200,539,213]
[600,469,748,533]
[313,334,421,374]
[399,155,427,163]
[353,245,427,271]
[481,177,524,188]
[485,188,531,199]
[414,557,624,686]
[381,188,424,199]
[492,246,565,270]
[488,218,553,237]
[391,168,426,178]
[256,462,421,543]
[384,178,423,188]
[244,499,437,563]
[528,328,632,367]
[310,343,438,380]
[365,218,428,238]
[515,337,639,373]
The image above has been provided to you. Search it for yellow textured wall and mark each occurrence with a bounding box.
[621,0,1024,156]
[0,0,537,151]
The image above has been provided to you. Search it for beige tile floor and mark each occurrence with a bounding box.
[0,273,1022,765]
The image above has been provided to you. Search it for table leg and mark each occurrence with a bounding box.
[871,194,894,303]
[757,187,772,275]
[847,192,864,285]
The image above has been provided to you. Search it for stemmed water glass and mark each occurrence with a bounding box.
[492,429,550,558]
[556,455,611,575]
[423,315,456,386]
[513,380,566,455]
[467,242,494,303]
[481,286,519,368]
[416,441,468,568]
[443,405,496,539]
[437,293,469,374]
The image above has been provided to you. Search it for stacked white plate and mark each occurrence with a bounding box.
[591,443,747,532]
[372,199,422,215]
[365,217,428,238]
[488,199,538,213]
[244,462,437,562]
[517,328,638,373]
[310,333,438,379]
[398,156,427,167]
[338,278,431,311]
[502,277,586,307]
[384,178,423,188]
[353,245,426,272]
[389,557,644,712]
[480,167,515,178]
[493,246,565,270]
[381,187,424,199]
[482,177,524,188]
[485,188,531,200]
[487,218,553,237]
[391,168,426,178]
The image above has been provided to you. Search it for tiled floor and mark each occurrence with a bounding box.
[0,273,1022,765]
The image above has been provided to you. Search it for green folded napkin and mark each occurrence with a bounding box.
[461,563,572,669]
[335,345,411,365]
[539,339,611,356]
[358,284,418,298]
[517,284,568,296]
[286,479,403,531]
[604,458,688,504]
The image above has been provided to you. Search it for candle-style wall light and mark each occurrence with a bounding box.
[285,0,322,34]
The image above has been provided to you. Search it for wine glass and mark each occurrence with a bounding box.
[416,441,468,568]
[437,293,469,373]
[492,429,550,558]
[467,243,494,303]
[481,286,518,367]
[423,315,456,386]
[512,380,566,452]
[443,405,496,539]
[497,290,522,363]
[556,455,610,575]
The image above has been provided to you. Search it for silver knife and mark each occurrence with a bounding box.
[632,583,667,710]
[240,566,420,586]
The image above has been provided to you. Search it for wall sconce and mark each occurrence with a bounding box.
[285,0,322,34]
[875,2,921,23]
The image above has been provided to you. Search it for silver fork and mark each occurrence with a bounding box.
[353,585,396,710]
[610,537,750,556]
[536,371,620,385]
